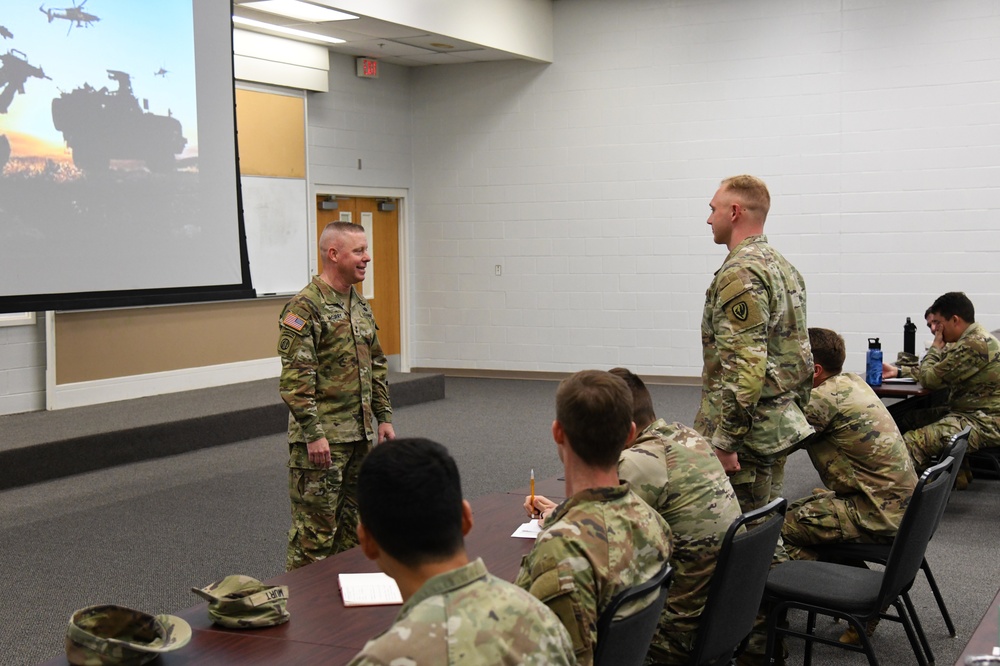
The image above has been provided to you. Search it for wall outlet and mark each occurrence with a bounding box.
[495,264,502,276]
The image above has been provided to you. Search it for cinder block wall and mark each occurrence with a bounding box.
[408,0,1000,377]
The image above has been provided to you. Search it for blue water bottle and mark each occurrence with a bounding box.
[866,337,883,386]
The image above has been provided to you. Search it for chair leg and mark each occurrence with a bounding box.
[895,598,930,666]
[803,611,817,666]
[921,557,957,636]
[902,592,934,665]
[763,605,784,666]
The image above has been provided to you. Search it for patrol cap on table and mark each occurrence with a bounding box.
[191,575,290,628]
[65,604,191,666]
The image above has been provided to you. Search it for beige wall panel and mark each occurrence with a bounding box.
[235,89,306,177]
[55,299,285,385]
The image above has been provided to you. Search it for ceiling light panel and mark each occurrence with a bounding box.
[242,0,356,23]
[233,16,346,44]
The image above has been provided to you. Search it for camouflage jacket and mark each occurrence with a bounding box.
[618,419,742,642]
[514,483,672,666]
[695,235,814,457]
[278,276,391,446]
[802,372,917,535]
[917,322,1000,418]
[348,558,576,666]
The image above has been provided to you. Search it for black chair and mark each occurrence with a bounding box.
[687,497,787,666]
[593,560,674,666]
[968,446,1000,479]
[763,455,956,666]
[811,425,969,655]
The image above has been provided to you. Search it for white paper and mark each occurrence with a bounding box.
[338,572,403,606]
[511,519,542,539]
[882,377,917,384]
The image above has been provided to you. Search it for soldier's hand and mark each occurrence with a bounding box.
[882,362,899,379]
[713,448,741,475]
[307,438,332,468]
[377,423,396,444]
[524,495,557,520]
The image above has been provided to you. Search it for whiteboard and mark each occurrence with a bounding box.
[241,175,310,295]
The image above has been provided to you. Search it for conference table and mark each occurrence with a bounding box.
[953,586,1000,665]
[871,379,931,400]
[42,484,564,665]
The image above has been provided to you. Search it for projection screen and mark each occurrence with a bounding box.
[0,0,253,313]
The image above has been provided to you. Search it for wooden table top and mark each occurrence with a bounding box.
[954,587,1000,666]
[41,490,538,665]
[872,380,931,399]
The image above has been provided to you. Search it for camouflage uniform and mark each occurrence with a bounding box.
[618,419,742,666]
[783,372,918,561]
[348,558,576,666]
[515,483,673,666]
[902,322,1000,471]
[278,276,391,570]
[694,234,813,540]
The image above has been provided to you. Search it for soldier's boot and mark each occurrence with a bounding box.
[955,459,973,490]
[839,617,880,645]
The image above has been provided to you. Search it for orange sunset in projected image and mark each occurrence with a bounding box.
[3,132,71,163]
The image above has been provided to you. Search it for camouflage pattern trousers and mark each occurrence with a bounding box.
[286,439,372,571]
[895,404,990,473]
[782,490,890,561]
[730,453,787,655]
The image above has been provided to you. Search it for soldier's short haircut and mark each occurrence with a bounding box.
[720,174,771,219]
[930,291,975,324]
[808,327,845,375]
[318,221,365,265]
[358,438,464,567]
[556,370,633,468]
[608,367,656,431]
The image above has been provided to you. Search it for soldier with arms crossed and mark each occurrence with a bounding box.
[278,222,395,571]
[518,370,673,666]
[348,437,576,666]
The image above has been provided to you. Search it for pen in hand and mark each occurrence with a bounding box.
[530,468,538,519]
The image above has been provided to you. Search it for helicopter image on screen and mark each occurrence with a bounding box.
[51,69,186,172]
[39,0,100,35]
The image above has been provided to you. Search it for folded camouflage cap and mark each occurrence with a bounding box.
[191,575,290,628]
[896,351,920,367]
[65,604,191,666]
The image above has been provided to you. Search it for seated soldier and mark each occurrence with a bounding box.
[347,437,576,666]
[516,370,673,666]
[783,328,917,562]
[786,328,920,646]
[612,367,742,666]
[885,292,1000,474]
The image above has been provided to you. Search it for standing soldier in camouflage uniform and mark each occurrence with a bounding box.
[347,438,576,666]
[518,370,673,666]
[884,292,1000,472]
[608,368,742,666]
[278,221,394,571]
[783,328,917,562]
[694,175,813,534]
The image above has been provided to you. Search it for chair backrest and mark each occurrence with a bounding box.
[687,497,788,666]
[878,456,956,610]
[934,426,970,522]
[593,560,674,666]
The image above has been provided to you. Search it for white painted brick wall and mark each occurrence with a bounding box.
[0,315,45,415]
[409,0,1000,377]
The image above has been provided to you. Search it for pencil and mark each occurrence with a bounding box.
[530,468,535,518]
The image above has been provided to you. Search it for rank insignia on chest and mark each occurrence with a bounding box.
[732,301,749,321]
[282,312,307,331]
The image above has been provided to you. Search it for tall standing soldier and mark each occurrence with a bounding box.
[695,175,813,665]
[278,221,395,571]
[695,175,813,539]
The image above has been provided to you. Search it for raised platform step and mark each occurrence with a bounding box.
[0,371,444,491]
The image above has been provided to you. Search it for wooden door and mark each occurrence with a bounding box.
[316,196,400,356]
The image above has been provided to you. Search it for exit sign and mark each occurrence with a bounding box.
[356,57,378,79]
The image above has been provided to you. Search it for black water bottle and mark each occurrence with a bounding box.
[904,317,916,356]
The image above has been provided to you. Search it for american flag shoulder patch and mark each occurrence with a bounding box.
[282,312,307,331]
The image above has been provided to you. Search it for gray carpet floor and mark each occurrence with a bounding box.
[1,377,997,665]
